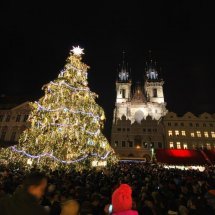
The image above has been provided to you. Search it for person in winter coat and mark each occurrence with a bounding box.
[111,184,138,215]
[0,172,48,215]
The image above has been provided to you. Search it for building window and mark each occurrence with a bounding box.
[203,123,206,127]
[196,123,199,127]
[148,128,151,132]
[117,128,121,131]
[211,132,215,138]
[23,114,29,122]
[191,132,195,137]
[5,115,11,122]
[175,130,180,136]
[204,131,209,138]
[10,132,16,141]
[114,141,118,147]
[16,115,21,122]
[0,115,4,122]
[153,128,157,132]
[122,141,126,147]
[143,128,146,132]
[168,130,173,136]
[196,131,201,137]
[153,88,157,97]
[190,123,193,127]
[206,143,211,150]
[175,122,178,126]
[168,122,171,126]
[176,142,181,149]
[209,123,213,127]
[0,131,6,140]
[181,131,186,136]
[128,141,133,148]
[120,89,126,98]
[183,143,188,149]
[181,122,184,126]
[122,128,126,132]
[150,142,154,148]
[127,128,130,131]
[169,142,174,149]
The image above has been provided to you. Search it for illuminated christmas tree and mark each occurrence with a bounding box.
[0,46,117,170]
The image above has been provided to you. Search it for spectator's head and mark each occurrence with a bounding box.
[23,172,47,199]
[61,200,79,215]
[112,184,132,213]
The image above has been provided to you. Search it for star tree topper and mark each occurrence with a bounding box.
[71,46,84,56]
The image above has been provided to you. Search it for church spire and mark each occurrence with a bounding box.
[117,51,130,83]
[145,50,159,81]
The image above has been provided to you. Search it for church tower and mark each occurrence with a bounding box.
[115,52,131,104]
[144,53,165,104]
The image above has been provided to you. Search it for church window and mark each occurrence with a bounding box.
[127,128,130,131]
[117,128,121,131]
[196,123,199,127]
[148,128,151,132]
[203,123,206,127]
[181,122,184,126]
[153,88,157,97]
[196,131,201,137]
[189,123,193,127]
[176,142,181,149]
[120,89,126,98]
[168,122,171,126]
[143,128,146,132]
[181,131,186,136]
[122,141,126,147]
[210,123,213,127]
[169,142,174,149]
[175,122,178,126]
[204,132,209,138]
[122,128,126,132]
[183,143,188,149]
[175,130,179,136]
[168,130,173,136]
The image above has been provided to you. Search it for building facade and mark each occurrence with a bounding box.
[111,55,167,160]
[0,102,31,143]
[163,112,215,150]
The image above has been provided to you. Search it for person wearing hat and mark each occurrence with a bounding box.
[111,184,138,215]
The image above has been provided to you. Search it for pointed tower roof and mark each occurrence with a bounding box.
[117,51,131,83]
[145,50,161,81]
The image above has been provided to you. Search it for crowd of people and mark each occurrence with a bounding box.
[0,162,215,215]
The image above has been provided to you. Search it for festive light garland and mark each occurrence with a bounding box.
[36,102,100,120]
[50,81,89,92]
[10,146,111,164]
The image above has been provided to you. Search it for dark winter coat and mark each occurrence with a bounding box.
[0,188,48,215]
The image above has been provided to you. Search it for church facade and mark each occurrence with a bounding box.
[111,55,168,160]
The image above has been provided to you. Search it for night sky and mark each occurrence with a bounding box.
[1,1,215,138]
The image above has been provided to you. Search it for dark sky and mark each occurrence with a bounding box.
[1,1,215,138]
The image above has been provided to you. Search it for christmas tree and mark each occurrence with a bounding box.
[0,46,117,170]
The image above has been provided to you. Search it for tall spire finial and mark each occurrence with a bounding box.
[122,50,126,63]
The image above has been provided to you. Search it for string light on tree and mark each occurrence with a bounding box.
[0,46,117,171]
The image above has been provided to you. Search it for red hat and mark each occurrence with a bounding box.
[112,184,132,212]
